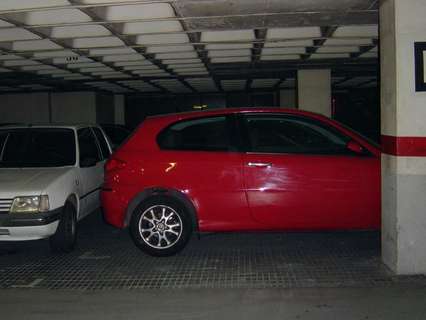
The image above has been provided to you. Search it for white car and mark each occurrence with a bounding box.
[0,124,112,252]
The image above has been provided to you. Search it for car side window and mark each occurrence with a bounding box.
[78,128,101,165]
[92,127,111,160]
[157,116,235,152]
[244,115,351,155]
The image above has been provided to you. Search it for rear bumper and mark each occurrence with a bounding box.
[101,189,127,228]
[0,207,62,241]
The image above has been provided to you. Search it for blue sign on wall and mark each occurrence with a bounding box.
[415,42,426,92]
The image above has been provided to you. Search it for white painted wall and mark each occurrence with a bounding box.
[51,92,96,123]
[0,93,50,123]
[0,91,117,125]
[297,69,331,117]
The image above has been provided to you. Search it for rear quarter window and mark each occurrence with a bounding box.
[157,116,235,152]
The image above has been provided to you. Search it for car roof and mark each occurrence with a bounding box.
[145,107,326,123]
[0,123,101,130]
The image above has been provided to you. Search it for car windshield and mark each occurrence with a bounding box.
[0,128,76,168]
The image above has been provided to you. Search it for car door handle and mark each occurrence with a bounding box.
[247,162,272,168]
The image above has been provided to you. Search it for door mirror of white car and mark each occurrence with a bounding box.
[80,157,98,168]
[346,140,364,154]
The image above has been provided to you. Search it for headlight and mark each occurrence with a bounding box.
[10,195,49,213]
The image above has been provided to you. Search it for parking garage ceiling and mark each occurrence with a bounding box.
[0,0,379,94]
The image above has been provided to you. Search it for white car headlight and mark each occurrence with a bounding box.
[10,195,50,213]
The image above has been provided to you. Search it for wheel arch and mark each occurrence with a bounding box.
[124,187,199,231]
[65,193,79,217]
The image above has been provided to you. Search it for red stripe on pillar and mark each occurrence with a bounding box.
[381,135,426,156]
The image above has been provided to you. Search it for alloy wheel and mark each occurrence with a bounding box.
[138,205,183,250]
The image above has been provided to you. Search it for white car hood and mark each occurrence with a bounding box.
[0,167,73,198]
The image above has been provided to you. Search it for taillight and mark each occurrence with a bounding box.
[105,157,127,173]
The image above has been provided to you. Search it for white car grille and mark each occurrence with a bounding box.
[0,199,13,213]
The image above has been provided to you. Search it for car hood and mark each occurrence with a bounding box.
[0,167,73,198]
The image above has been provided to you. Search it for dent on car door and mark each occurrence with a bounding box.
[77,128,104,217]
[241,114,380,231]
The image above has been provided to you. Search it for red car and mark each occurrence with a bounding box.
[102,108,381,256]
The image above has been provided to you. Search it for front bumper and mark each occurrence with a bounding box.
[0,207,62,241]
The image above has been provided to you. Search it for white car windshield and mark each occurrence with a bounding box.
[0,128,76,168]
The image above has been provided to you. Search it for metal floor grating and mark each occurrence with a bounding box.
[0,212,425,291]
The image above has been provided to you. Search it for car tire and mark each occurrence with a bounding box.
[130,196,192,257]
[50,202,77,253]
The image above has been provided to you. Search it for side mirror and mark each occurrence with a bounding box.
[80,157,98,168]
[346,140,364,154]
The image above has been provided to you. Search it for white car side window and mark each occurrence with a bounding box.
[78,128,101,167]
[92,127,111,160]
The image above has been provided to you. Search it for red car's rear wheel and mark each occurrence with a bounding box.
[130,196,192,256]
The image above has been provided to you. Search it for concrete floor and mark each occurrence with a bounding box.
[0,286,425,320]
[3,211,423,290]
[1,212,426,319]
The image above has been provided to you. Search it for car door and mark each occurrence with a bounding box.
[241,113,380,231]
[156,115,248,231]
[77,127,104,218]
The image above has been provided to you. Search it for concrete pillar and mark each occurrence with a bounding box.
[114,94,125,125]
[279,89,296,108]
[380,0,426,274]
[297,69,331,117]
